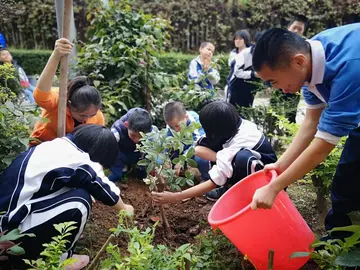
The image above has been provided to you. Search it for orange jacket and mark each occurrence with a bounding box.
[30,87,105,145]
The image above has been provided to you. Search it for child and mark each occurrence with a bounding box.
[0,124,133,269]
[251,24,360,238]
[287,15,307,36]
[164,101,210,181]
[228,29,251,67]
[30,38,105,145]
[226,31,262,108]
[109,108,152,182]
[0,48,35,103]
[188,42,220,96]
[152,101,277,203]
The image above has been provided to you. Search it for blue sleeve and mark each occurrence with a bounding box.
[62,164,120,206]
[318,59,360,137]
[188,59,201,81]
[302,86,324,106]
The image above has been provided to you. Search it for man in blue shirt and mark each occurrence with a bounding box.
[250,24,360,237]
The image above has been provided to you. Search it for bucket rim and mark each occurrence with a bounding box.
[207,169,277,227]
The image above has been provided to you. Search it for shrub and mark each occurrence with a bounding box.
[101,211,195,270]
[77,0,173,124]
[11,49,51,76]
[0,63,39,172]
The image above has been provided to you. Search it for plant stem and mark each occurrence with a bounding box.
[155,167,171,233]
[268,249,274,270]
[88,234,115,270]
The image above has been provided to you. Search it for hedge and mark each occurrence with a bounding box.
[11,49,52,76]
[10,50,231,88]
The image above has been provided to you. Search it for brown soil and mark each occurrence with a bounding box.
[76,178,326,269]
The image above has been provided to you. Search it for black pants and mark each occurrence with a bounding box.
[198,136,277,186]
[325,127,360,237]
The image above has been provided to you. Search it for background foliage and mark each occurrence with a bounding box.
[0,63,39,172]
[1,0,359,51]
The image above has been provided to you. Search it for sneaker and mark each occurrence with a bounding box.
[205,186,227,202]
[65,254,90,270]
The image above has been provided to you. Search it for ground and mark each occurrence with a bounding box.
[76,176,329,269]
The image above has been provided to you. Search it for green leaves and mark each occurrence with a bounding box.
[78,0,172,124]
[24,222,78,269]
[335,249,360,267]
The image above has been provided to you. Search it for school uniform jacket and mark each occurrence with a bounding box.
[188,56,220,91]
[0,137,120,232]
[205,119,263,186]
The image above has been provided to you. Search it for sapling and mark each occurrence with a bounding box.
[137,122,201,232]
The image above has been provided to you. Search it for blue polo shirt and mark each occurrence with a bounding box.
[302,23,360,144]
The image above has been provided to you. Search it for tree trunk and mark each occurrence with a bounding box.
[155,172,171,233]
[311,174,326,213]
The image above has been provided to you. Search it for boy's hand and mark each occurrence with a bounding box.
[53,38,74,60]
[263,162,284,175]
[202,58,211,72]
[152,191,180,204]
[250,184,279,210]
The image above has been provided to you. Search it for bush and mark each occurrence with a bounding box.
[11,49,51,76]
[77,0,174,124]
[0,62,39,172]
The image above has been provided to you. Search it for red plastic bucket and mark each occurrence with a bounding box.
[208,170,314,270]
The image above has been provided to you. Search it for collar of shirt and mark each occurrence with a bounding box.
[195,55,203,65]
[304,40,326,88]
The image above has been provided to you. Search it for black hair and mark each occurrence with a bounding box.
[233,29,251,48]
[199,101,240,148]
[252,28,309,71]
[200,41,215,49]
[163,101,187,123]
[288,15,308,32]
[128,108,152,133]
[67,76,102,112]
[254,31,265,43]
[72,124,119,168]
[250,31,265,54]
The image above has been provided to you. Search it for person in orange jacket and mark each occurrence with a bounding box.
[30,38,105,145]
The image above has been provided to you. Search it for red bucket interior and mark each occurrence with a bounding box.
[209,170,274,225]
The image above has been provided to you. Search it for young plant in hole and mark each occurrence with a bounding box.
[137,122,200,232]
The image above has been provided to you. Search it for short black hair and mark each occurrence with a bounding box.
[128,108,152,133]
[252,28,309,71]
[163,101,186,123]
[233,29,251,48]
[288,15,308,31]
[200,41,214,49]
[67,76,102,112]
[199,101,240,148]
[72,124,119,168]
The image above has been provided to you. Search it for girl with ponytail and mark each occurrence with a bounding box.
[30,39,104,145]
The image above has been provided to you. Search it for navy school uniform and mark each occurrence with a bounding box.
[0,136,120,260]
[226,47,259,108]
[188,56,220,97]
[197,118,277,187]
[166,111,210,180]
[301,23,360,235]
[109,108,146,182]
